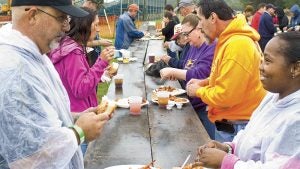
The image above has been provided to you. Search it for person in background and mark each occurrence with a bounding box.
[164,24,184,51]
[243,5,254,25]
[82,0,101,11]
[258,3,276,51]
[49,7,114,155]
[163,0,198,64]
[160,14,216,139]
[187,0,266,142]
[272,12,279,26]
[115,3,144,49]
[174,0,197,17]
[0,0,110,168]
[196,31,300,169]
[82,0,113,66]
[158,11,177,58]
[164,4,180,24]
[162,29,189,68]
[284,4,300,31]
[276,7,289,32]
[251,3,266,31]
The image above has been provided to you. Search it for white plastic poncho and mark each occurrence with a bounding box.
[232,90,300,168]
[0,24,83,168]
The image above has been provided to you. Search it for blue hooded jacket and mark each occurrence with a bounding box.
[115,12,144,49]
[289,4,300,28]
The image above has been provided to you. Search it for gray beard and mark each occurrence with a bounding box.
[49,36,63,51]
[49,40,60,50]
[50,32,66,51]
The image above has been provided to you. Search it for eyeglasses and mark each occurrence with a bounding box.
[182,27,196,37]
[25,8,70,24]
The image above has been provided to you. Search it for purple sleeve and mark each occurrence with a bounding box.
[185,46,214,82]
[64,50,108,99]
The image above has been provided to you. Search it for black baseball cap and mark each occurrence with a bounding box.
[11,0,88,17]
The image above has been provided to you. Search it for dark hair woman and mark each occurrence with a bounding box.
[160,11,178,58]
[164,4,180,24]
[49,7,115,155]
[195,32,300,169]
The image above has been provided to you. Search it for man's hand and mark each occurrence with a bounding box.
[186,78,209,97]
[72,107,97,122]
[186,78,209,87]
[100,46,115,62]
[75,111,109,142]
[186,80,201,97]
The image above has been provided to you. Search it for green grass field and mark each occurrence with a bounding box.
[96,49,116,101]
[97,82,110,102]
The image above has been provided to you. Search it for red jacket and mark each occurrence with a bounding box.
[251,11,263,31]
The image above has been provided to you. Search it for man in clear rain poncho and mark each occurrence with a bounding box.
[0,0,111,168]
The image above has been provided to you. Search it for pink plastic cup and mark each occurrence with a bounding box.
[128,96,143,115]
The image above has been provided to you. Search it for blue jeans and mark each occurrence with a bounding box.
[81,142,88,156]
[197,107,215,140]
[215,121,248,142]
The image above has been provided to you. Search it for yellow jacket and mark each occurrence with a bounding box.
[196,14,266,122]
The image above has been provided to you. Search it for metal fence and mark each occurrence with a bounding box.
[73,0,178,38]
[73,0,176,21]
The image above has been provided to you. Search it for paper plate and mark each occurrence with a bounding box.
[117,57,138,62]
[151,97,189,104]
[116,98,149,108]
[153,86,186,96]
[104,165,156,169]
[174,98,189,104]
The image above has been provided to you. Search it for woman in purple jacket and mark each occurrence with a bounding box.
[160,14,216,139]
[49,7,114,155]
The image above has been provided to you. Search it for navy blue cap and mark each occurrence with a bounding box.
[11,0,88,17]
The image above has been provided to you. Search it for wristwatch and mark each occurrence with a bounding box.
[70,125,85,144]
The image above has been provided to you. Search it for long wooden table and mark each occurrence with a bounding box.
[84,39,210,169]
